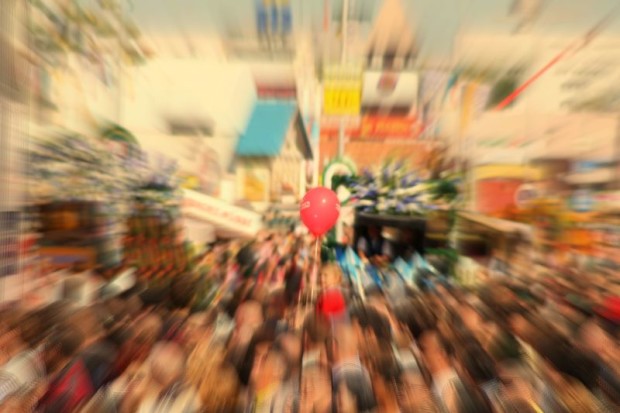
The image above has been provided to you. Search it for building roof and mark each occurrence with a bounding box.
[236,101,297,157]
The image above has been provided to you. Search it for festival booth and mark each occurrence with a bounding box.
[336,157,460,285]
[455,212,532,259]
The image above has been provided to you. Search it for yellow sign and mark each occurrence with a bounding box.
[323,87,361,116]
[323,65,362,116]
[242,164,270,203]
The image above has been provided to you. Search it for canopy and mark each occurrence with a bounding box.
[236,101,297,157]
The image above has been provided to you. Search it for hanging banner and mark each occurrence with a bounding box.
[280,0,292,36]
[256,0,270,36]
[359,116,420,138]
[460,82,478,135]
[182,189,263,237]
[323,65,363,116]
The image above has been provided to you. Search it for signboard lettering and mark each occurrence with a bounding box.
[321,116,419,139]
[323,65,363,116]
[181,190,262,236]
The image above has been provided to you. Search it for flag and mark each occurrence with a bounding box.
[323,0,331,32]
[366,265,383,288]
[335,246,352,282]
[419,71,450,137]
[412,252,432,273]
[460,82,478,135]
[393,257,414,285]
[344,247,374,295]
[270,1,279,34]
[256,0,268,35]
[280,0,292,35]
[441,71,461,105]
[474,83,492,115]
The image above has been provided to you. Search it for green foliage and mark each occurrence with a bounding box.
[429,179,459,202]
[487,76,519,108]
[425,247,459,277]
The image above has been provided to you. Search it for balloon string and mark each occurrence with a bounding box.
[312,236,320,302]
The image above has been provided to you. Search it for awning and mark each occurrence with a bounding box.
[236,101,297,157]
[181,189,263,238]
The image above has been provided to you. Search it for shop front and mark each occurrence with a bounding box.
[234,101,313,211]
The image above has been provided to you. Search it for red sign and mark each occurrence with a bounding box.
[321,116,420,139]
[476,179,524,216]
[256,86,297,99]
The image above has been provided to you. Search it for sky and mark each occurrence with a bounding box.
[126,0,620,60]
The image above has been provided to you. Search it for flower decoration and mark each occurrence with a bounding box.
[346,159,460,216]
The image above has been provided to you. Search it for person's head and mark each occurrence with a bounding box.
[579,317,615,356]
[187,342,227,388]
[456,344,498,386]
[460,304,484,333]
[505,307,532,338]
[198,362,239,413]
[148,341,187,388]
[536,334,598,389]
[370,355,402,409]
[499,399,540,413]
[336,371,378,413]
[276,332,302,374]
[397,354,437,413]
[330,325,359,364]
[446,381,494,413]
[264,291,287,321]
[132,313,163,347]
[0,311,23,364]
[418,330,451,373]
[183,311,216,350]
[368,226,380,239]
[43,327,84,372]
[303,313,330,351]
[496,361,539,404]
[67,307,103,346]
[238,326,277,386]
[322,263,342,287]
[170,273,198,309]
[234,300,264,333]
[301,364,333,413]
[250,344,289,392]
[396,299,437,341]
[350,306,391,355]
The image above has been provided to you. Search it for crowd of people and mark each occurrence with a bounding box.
[0,231,618,412]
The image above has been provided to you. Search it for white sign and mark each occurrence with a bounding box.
[181,189,263,237]
[362,71,418,111]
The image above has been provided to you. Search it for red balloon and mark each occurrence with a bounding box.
[300,187,340,236]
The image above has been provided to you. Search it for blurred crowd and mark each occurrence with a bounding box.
[0,232,618,413]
